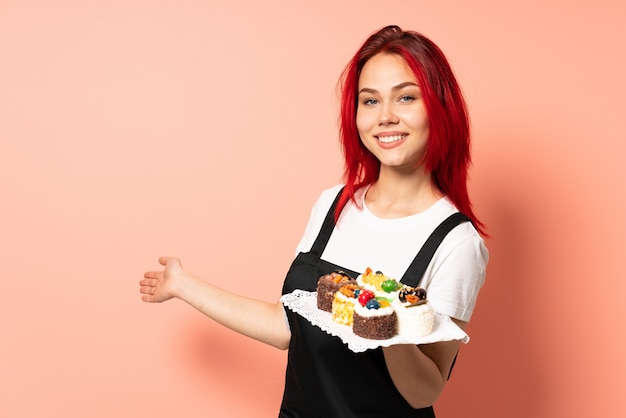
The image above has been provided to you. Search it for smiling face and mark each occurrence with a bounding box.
[356,53,429,174]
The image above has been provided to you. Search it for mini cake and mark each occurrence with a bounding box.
[352,288,397,340]
[393,286,435,338]
[331,284,360,325]
[357,267,401,303]
[316,271,356,312]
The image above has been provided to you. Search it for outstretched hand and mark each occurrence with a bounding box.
[139,257,184,303]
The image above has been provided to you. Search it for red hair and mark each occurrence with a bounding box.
[336,25,487,235]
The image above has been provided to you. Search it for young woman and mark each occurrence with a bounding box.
[140,25,488,417]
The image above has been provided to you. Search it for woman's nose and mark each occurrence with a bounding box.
[379,103,399,125]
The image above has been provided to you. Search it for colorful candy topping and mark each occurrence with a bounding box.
[338,284,359,298]
[360,267,387,290]
[374,297,391,308]
[361,267,401,293]
[398,286,428,306]
[365,299,380,309]
[329,271,353,284]
[357,289,375,306]
[381,278,400,293]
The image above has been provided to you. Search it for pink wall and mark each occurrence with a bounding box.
[1,1,624,417]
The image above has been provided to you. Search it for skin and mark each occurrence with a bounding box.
[140,51,466,409]
[140,258,291,350]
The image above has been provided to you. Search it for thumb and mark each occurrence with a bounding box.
[158,256,181,267]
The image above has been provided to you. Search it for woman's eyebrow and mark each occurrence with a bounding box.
[358,81,420,95]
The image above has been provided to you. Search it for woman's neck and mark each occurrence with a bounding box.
[364,168,443,219]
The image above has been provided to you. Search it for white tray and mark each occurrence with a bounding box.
[281,290,469,353]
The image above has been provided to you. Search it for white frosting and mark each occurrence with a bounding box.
[393,299,435,338]
[353,301,395,318]
[334,291,355,303]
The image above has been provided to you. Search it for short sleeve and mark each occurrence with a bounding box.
[422,229,488,322]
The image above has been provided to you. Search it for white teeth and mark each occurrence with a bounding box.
[377,135,405,143]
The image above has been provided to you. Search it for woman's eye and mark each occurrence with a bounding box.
[399,95,415,103]
[361,98,378,106]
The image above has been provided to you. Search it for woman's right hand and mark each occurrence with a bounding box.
[139,256,184,303]
[139,256,291,349]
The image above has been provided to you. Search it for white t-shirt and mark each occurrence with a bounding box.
[296,184,488,322]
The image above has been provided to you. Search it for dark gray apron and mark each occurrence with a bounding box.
[280,188,471,418]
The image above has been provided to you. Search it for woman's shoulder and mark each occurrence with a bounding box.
[318,184,345,201]
[310,184,345,213]
[431,197,487,249]
[294,184,345,255]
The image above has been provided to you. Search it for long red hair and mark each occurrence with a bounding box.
[336,25,486,235]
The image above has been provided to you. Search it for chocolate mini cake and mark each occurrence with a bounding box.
[316,272,356,312]
[353,303,397,340]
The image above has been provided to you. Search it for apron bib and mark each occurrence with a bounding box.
[279,188,470,418]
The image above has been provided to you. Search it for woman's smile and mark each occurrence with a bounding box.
[376,133,408,144]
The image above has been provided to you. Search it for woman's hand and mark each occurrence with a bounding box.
[139,256,291,349]
[139,256,184,303]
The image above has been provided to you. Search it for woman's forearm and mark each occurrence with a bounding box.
[382,321,466,408]
[141,257,291,349]
[173,271,291,349]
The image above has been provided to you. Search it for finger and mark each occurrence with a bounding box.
[143,271,160,279]
[139,286,155,295]
[140,278,158,286]
[141,294,154,303]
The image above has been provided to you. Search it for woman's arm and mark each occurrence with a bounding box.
[382,319,466,408]
[385,231,486,407]
[139,256,291,350]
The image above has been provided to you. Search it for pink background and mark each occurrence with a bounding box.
[1,1,624,417]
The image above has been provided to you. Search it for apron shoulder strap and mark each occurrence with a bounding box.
[309,189,472,287]
[400,212,472,287]
[310,187,345,257]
